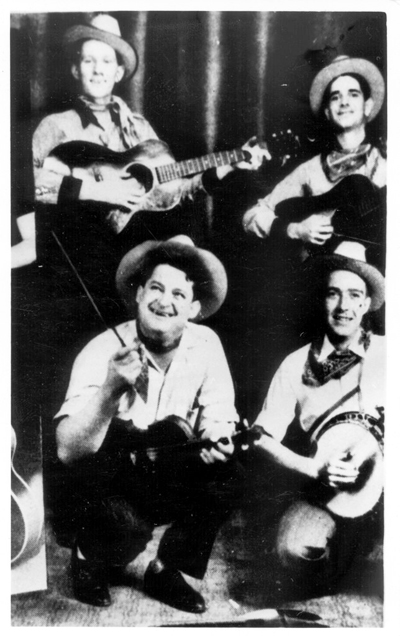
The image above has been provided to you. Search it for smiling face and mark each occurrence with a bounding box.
[324,75,373,133]
[324,269,371,348]
[136,264,201,346]
[71,39,124,103]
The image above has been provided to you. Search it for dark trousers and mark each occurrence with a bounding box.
[246,453,383,592]
[71,437,245,579]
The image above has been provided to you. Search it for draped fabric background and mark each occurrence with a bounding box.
[10,10,386,418]
[11,10,386,224]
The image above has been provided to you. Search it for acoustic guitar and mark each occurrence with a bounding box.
[274,174,386,258]
[11,426,44,566]
[45,132,299,215]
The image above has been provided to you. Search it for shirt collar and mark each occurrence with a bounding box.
[128,321,197,371]
[319,330,367,361]
[74,97,103,130]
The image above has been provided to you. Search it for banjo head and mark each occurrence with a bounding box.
[311,411,384,518]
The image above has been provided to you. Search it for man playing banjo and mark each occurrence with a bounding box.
[250,240,385,592]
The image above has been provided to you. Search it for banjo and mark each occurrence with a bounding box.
[308,410,384,518]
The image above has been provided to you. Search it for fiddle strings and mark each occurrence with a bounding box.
[51,230,126,347]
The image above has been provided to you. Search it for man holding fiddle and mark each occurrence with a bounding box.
[54,236,244,611]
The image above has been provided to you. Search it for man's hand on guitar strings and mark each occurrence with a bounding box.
[80,174,146,210]
[287,212,335,245]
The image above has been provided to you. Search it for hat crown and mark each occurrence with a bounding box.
[330,55,351,64]
[334,241,367,262]
[85,13,121,37]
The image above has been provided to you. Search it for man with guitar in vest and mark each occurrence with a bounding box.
[242,55,386,270]
[29,12,268,490]
[249,241,385,594]
[32,12,269,261]
[53,236,244,611]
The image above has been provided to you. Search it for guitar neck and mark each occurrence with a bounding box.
[155,148,248,184]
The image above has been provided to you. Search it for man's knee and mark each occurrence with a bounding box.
[78,496,153,566]
[275,500,336,572]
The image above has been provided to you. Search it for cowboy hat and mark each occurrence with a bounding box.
[63,13,138,80]
[309,55,385,121]
[115,236,228,321]
[313,241,385,311]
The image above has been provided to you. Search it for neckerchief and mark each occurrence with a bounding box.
[76,94,141,148]
[132,325,183,403]
[323,143,371,183]
[132,338,149,404]
[302,330,371,387]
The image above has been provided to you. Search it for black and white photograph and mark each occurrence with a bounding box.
[9,1,399,629]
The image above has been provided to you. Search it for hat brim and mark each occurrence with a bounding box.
[311,254,385,311]
[310,57,385,121]
[63,25,138,80]
[115,240,228,321]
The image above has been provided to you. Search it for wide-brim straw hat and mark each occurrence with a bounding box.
[63,13,138,80]
[310,55,385,121]
[311,241,385,311]
[116,236,228,321]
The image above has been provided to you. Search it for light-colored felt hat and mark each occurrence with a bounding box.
[310,55,385,121]
[116,236,228,321]
[63,13,138,80]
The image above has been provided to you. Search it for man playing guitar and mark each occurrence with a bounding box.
[250,240,385,594]
[28,11,268,436]
[32,12,268,244]
[242,55,386,267]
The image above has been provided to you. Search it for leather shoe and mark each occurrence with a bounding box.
[71,547,111,607]
[144,564,206,613]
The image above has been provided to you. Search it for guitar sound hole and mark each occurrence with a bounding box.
[125,163,154,193]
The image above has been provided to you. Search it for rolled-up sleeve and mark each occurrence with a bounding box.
[54,330,116,421]
[196,330,238,440]
[254,358,298,442]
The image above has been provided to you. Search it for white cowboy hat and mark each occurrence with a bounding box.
[63,13,138,80]
[309,55,385,121]
[115,236,228,321]
[315,241,385,311]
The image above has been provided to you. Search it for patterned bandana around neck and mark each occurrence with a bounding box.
[302,330,371,387]
[323,143,371,183]
[77,94,141,148]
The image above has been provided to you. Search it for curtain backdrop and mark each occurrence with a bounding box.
[10,10,387,418]
[11,10,386,225]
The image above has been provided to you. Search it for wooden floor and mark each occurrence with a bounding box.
[11,508,383,628]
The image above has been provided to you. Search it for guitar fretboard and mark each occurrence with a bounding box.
[155,148,248,184]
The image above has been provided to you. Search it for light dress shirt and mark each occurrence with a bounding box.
[254,332,385,442]
[55,320,238,441]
